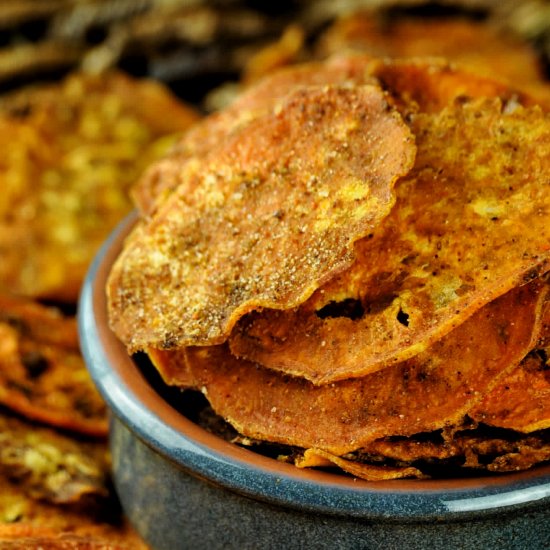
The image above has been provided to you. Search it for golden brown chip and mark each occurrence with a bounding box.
[366,56,541,114]
[0,411,145,547]
[470,353,550,433]
[0,294,108,437]
[0,294,78,350]
[316,14,545,86]
[148,345,195,388]
[359,435,458,464]
[0,477,146,549]
[470,302,550,432]
[0,70,199,302]
[242,24,305,85]
[0,532,142,550]
[486,443,550,473]
[149,280,546,456]
[356,430,550,474]
[109,84,416,352]
[0,414,109,505]
[295,448,425,481]
[231,97,550,384]
[132,57,378,216]
[358,427,518,466]
[0,479,90,530]
[133,55,532,217]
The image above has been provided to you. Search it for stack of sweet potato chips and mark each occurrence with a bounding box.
[109,46,550,481]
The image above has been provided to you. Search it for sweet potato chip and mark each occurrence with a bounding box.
[0,294,78,350]
[133,55,534,216]
[231,97,550,383]
[149,281,546,455]
[242,24,306,85]
[109,84,415,352]
[316,15,545,86]
[0,533,142,550]
[366,57,540,113]
[486,442,550,473]
[470,302,550,432]
[356,429,550,474]
[359,435,458,464]
[0,70,198,302]
[0,413,109,505]
[470,354,550,433]
[295,448,425,481]
[0,477,146,549]
[0,295,108,437]
[132,57,379,216]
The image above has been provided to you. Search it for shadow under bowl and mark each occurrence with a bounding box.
[78,214,550,550]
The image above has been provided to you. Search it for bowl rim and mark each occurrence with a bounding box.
[78,213,550,522]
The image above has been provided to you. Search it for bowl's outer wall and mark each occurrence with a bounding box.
[79,214,550,549]
[111,417,550,550]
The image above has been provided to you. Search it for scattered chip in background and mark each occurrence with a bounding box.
[0,294,108,436]
[0,70,198,302]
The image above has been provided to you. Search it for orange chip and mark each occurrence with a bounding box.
[0,413,109,505]
[132,58,378,216]
[0,479,146,549]
[242,24,306,85]
[316,14,545,86]
[0,294,78,350]
[470,300,550,432]
[357,429,550,474]
[0,532,136,549]
[359,436,458,464]
[133,55,535,217]
[109,84,415,352]
[486,442,550,473]
[0,70,199,302]
[0,294,107,437]
[366,56,540,113]
[470,353,550,433]
[231,97,550,383]
[295,448,425,481]
[149,281,547,456]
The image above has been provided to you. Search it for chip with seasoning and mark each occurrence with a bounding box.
[295,448,425,481]
[470,302,550,432]
[132,55,534,217]
[108,53,550,481]
[366,56,542,113]
[108,83,416,352]
[347,428,550,478]
[0,294,108,437]
[0,412,146,547]
[132,58,380,216]
[0,476,146,549]
[0,413,109,504]
[0,70,199,302]
[230,97,550,383]
[149,280,546,457]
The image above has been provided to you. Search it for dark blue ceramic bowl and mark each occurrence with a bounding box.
[79,215,550,550]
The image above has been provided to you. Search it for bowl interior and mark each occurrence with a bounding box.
[78,213,550,521]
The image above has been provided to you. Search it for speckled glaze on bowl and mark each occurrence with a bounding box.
[79,214,550,550]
